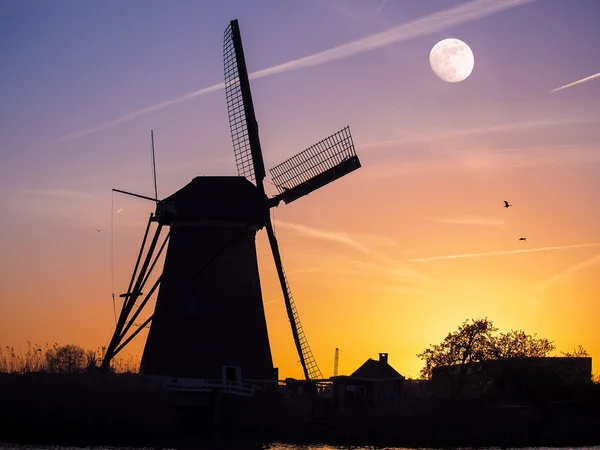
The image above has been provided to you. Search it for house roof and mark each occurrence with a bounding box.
[350,358,404,380]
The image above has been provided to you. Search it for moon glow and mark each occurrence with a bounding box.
[429,38,474,83]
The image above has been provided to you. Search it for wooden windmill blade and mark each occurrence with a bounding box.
[223,19,324,381]
[269,126,361,206]
[223,20,266,188]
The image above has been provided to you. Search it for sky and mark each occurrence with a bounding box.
[1,0,599,380]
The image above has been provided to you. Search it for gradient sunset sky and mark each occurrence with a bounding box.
[1,0,599,379]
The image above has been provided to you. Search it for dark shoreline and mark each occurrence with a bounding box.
[1,373,600,449]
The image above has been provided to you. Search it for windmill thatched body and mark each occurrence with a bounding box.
[139,177,275,380]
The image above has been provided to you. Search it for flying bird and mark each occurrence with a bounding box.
[504,201,512,208]
[95,229,102,233]
[519,237,527,241]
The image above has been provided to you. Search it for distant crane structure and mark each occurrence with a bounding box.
[101,19,362,385]
[333,348,339,377]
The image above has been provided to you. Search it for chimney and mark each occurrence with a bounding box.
[379,353,388,364]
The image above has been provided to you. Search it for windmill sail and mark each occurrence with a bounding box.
[224,19,325,381]
[264,220,323,381]
[223,20,266,186]
[269,126,361,205]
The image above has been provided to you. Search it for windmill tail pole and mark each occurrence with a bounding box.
[102,215,162,371]
[102,214,153,370]
[264,219,310,380]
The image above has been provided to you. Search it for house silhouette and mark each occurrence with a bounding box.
[332,353,405,406]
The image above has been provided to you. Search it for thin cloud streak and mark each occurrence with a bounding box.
[57,0,535,143]
[361,117,600,150]
[263,299,280,306]
[410,243,600,262]
[56,84,224,143]
[376,0,390,15]
[550,72,600,93]
[274,220,434,285]
[528,254,600,307]
[427,215,504,226]
[275,220,386,256]
[360,142,600,181]
[279,221,397,248]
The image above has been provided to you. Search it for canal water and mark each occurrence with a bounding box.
[2,443,600,450]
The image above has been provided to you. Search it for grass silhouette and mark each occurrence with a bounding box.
[0,342,139,374]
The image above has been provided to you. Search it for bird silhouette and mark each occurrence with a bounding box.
[519,237,527,241]
[504,201,512,208]
[95,229,102,233]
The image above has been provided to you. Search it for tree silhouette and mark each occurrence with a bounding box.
[417,318,556,380]
[490,329,555,359]
[561,344,589,357]
[45,344,86,374]
[416,318,497,380]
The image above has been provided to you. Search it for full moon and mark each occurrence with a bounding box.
[429,38,474,83]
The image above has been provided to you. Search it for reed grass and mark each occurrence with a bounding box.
[0,342,140,374]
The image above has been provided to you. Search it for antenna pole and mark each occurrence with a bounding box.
[150,130,158,202]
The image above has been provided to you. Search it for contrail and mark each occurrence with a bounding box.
[274,220,434,285]
[275,220,376,255]
[361,116,600,149]
[410,243,600,262]
[57,0,535,143]
[528,253,600,307]
[56,84,224,143]
[376,0,390,15]
[550,72,600,93]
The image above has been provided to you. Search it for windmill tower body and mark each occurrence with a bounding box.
[139,176,275,380]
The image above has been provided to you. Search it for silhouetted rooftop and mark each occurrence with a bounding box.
[159,176,266,224]
[349,353,404,380]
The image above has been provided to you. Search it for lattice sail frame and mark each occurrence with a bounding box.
[223,20,265,185]
[269,126,361,205]
[223,20,362,382]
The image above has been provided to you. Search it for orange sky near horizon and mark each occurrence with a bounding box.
[1,0,599,380]
[3,126,599,379]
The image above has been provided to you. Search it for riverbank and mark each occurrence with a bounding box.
[1,373,600,448]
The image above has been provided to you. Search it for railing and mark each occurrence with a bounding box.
[156,377,261,397]
[147,375,335,397]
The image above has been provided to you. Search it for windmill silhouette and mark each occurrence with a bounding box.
[101,20,361,385]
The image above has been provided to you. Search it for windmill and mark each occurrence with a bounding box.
[101,20,362,384]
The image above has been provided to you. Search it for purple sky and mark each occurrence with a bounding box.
[2,0,598,193]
